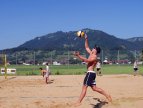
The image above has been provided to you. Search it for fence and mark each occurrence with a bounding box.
[3,50,142,65]
[0,50,143,76]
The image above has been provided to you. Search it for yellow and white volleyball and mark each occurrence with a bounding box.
[76,31,85,38]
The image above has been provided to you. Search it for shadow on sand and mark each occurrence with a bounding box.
[0,76,16,83]
[47,79,54,84]
[91,98,108,108]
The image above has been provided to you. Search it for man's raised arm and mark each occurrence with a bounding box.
[85,34,91,54]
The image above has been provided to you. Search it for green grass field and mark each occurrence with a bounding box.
[0,64,143,76]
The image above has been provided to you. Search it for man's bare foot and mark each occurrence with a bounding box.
[107,95,112,102]
[74,102,81,107]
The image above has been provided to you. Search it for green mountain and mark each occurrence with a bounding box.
[126,37,143,49]
[2,28,143,64]
[14,28,142,51]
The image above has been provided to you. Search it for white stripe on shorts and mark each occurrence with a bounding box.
[87,71,96,73]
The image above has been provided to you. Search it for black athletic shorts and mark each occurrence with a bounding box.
[83,71,96,86]
[134,68,138,71]
[96,68,101,71]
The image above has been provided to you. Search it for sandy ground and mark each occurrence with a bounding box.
[0,74,143,108]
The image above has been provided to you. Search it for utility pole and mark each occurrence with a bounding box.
[101,50,104,64]
[134,50,137,60]
[117,50,120,64]
[33,51,35,65]
[51,51,53,65]
[16,52,17,65]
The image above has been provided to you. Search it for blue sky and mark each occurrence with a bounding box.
[0,0,143,50]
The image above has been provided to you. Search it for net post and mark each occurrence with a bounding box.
[4,54,7,79]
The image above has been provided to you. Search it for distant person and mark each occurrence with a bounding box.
[39,67,49,84]
[133,60,138,76]
[74,33,112,107]
[45,62,51,83]
[96,61,102,76]
[39,67,46,78]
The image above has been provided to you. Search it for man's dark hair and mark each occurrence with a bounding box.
[46,62,48,65]
[94,45,101,54]
[39,67,43,70]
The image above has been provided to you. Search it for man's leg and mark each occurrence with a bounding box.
[74,85,88,106]
[91,85,112,102]
[46,76,49,84]
[42,72,44,77]
[96,69,99,75]
[134,71,137,76]
[99,69,102,76]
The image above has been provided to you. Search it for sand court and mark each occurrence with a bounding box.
[0,74,143,108]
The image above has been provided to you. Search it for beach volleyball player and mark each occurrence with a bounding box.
[74,32,112,106]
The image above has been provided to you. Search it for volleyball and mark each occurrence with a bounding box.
[76,31,85,38]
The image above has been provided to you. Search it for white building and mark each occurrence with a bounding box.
[53,61,61,65]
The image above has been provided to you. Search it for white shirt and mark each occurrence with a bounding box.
[96,62,101,68]
[133,62,138,68]
[46,65,50,73]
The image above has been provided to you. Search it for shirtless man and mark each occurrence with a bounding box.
[39,67,46,78]
[74,34,112,106]
[39,67,49,84]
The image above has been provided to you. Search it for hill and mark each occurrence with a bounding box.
[1,28,143,65]
[14,28,143,51]
[126,37,143,50]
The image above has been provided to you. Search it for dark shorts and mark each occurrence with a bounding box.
[96,68,101,71]
[83,72,96,87]
[134,68,138,71]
